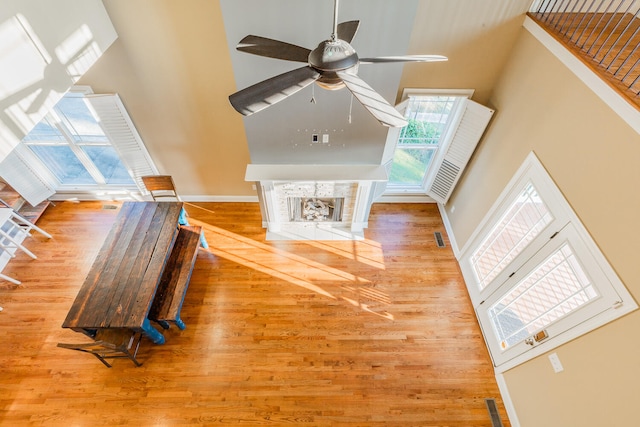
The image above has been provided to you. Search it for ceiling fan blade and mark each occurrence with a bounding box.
[336,71,407,128]
[229,66,320,116]
[237,35,311,63]
[337,20,360,43]
[359,55,448,64]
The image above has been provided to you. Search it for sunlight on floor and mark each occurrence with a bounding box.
[189,219,394,320]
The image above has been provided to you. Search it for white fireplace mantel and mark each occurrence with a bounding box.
[245,164,388,182]
[245,164,388,241]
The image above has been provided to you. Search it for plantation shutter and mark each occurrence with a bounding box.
[0,145,55,206]
[85,94,159,193]
[425,99,494,204]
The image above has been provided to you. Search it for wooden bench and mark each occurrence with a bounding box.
[149,225,201,330]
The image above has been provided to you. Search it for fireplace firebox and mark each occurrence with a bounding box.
[288,197,344,222]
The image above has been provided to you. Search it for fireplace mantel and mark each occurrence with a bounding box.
[245,164,388,240]
[245,164,388,182]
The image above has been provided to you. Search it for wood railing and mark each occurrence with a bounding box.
[529,0,640,111]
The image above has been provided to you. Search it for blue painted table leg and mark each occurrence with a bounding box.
[199,233,209,249]
[175,316,186,330]
[142,318,165,344]
[178,208,189,225]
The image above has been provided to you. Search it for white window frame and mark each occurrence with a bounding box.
[0,86,159,203]
[459,152,637,372]
[21,89,132,189]
[382,89,474,196]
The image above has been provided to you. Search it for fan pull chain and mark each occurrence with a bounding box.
[310,84,316,104]
[348,93,353,124]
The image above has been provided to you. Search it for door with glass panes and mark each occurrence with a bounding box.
[462,163,628,367]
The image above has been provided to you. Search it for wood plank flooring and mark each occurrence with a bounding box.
[0,201,509,426]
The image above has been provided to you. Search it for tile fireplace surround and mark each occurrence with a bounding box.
[245,165,388,241]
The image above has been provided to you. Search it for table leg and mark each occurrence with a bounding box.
[175,317,186,330]
[142,318,165,344]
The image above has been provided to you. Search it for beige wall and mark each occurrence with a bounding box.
[400,0,532,105]
[446,28,640,426]
[78,0,252,197]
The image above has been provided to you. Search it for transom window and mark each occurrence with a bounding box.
[21,93,135,186]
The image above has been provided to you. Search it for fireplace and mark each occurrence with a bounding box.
[289,197,344,222]
[244,164,389,239]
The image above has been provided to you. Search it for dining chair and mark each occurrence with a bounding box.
[140,175,208,248]
[0,215,37,260]
[140,175,180,201]
[0,199,52,239]
[57,329,143,368]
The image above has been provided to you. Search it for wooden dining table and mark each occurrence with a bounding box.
[62,201,183,344]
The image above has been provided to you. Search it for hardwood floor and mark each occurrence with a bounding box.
[0,201,510,426]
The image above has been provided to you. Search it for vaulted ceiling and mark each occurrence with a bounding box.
[77,0,533,195]
[220,0,533,165]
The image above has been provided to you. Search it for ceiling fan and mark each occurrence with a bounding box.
[228,0,447,127]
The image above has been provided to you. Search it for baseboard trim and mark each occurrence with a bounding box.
[437,203,461,258]
[377,194,435,203]
[495,373,520,427]
[48,193,260,203]
[182,195,259,203]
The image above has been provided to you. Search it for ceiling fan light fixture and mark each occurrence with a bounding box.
[315,80,345,91]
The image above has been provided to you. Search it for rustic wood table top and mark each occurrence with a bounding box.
[62,201,182,343]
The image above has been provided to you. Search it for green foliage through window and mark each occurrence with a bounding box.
[388,95,460,188]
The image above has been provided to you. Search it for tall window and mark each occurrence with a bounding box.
[459,153,636,370]
[21,92,135,187]
[387,93,465,190]
[471,182,553,291]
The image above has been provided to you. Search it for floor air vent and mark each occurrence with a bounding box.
[485,398,504,427]
[434,232,446,248]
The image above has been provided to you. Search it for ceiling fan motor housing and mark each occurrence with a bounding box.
[309,39,359,72]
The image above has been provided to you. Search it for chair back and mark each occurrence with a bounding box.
[141,175,181,201]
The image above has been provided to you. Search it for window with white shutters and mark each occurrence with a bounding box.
[1,88,158,204]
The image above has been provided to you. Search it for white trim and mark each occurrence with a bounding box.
[458,152,637,371]
[377,194,434,203]
[181,195,259,203]
[69,85,94,95]
[47,193,260,203]
[437,203,461,257]
[457,152,539,257]
[399,88,475,102]
[523,16,640,136]
[245,164,388,182]
[495,297,636,373]
[496,372,521,427]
